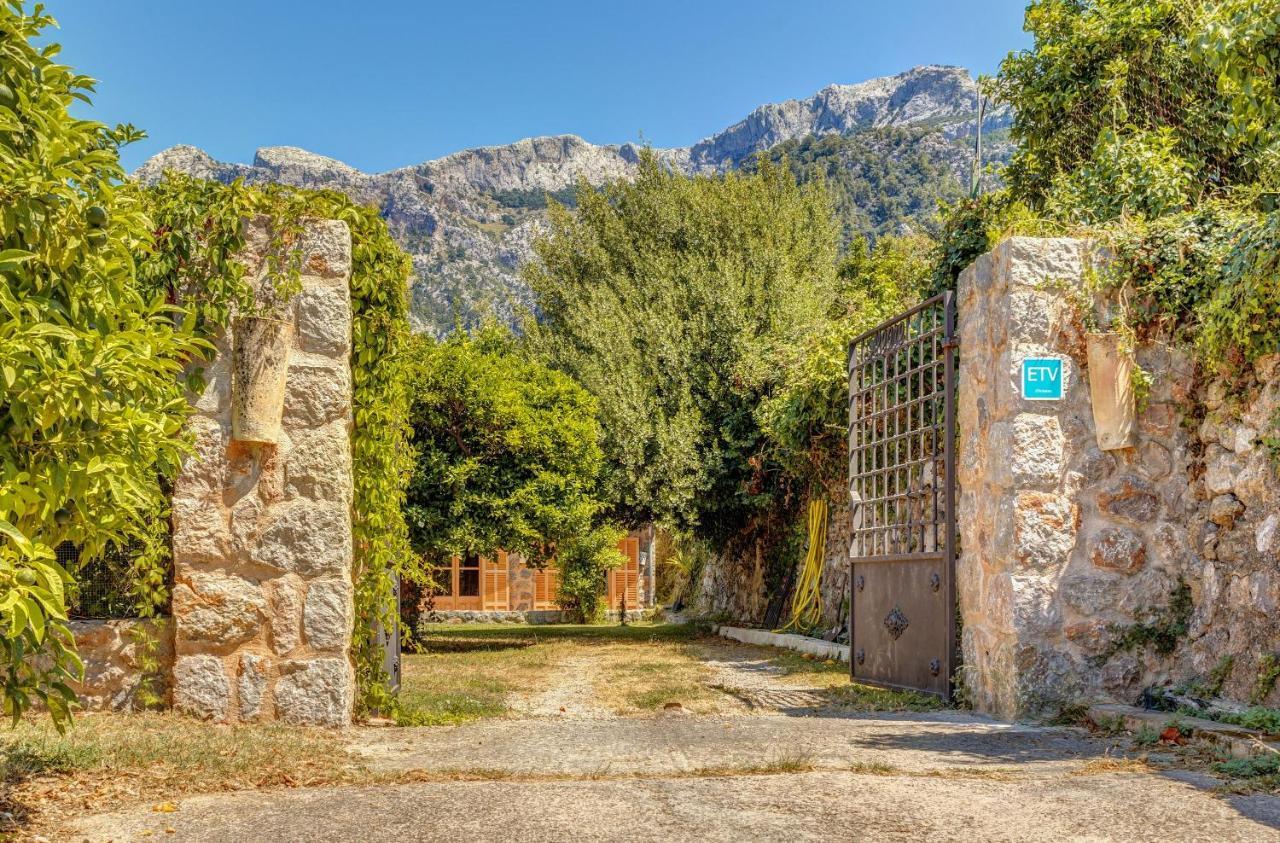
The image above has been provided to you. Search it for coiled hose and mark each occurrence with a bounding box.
[777,497,827,633]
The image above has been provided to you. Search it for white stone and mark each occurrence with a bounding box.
[1258,514,1280,556]
[238,653,269,720]
[1204,448,1242,496]
[304,578,352,651]
[1233,426,1259,454]
[274,659,352,726]
[173,655,230,721]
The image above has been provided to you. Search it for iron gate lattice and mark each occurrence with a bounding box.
[847,292,957,698]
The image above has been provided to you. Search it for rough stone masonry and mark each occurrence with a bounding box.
[958,237,1280,719]
[169,217,356,726]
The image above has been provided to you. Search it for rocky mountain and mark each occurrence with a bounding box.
[135,65,1011,335]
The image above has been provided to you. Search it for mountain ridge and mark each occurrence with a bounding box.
[135,65,1010,334]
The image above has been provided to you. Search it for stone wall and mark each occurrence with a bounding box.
[169,218,356,726]
[71,619,174,711]
[957,237,1280,719]
[691,499,851,638]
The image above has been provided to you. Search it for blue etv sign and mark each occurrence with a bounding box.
[1021,357,1064,400]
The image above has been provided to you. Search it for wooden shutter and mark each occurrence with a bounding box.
[534,566,559,609]
[609,537,640,610]
[482,552,510,610]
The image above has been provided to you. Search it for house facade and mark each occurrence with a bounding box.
[424,527,656,622]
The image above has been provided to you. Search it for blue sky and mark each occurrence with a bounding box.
[51,1,1032,173]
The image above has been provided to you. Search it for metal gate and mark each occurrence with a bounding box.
[847,293,957,698]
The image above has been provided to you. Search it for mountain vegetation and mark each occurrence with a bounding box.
[749,126,1007,247]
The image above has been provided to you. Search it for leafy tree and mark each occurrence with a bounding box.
[525,153,839,543]
[404,325,620,615]
[0,3,204,727]
[757,234,933,496]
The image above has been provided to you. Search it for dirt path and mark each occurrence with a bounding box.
[510,651,615,718]
[59,629,1280,842]
[692,639,833,712]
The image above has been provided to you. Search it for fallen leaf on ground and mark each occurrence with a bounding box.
[152,802,179,813]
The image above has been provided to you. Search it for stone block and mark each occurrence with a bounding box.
[284,421,352,503]
[1136,441,1172,480]
[1064,619,1111,656]
[1209,494,1245,528]
[252,500,352,576]
[295,285,352,357]
[1089,526,1146,574]
[274,659,352,727]
[1204,448,1243,496]
[238,653,269,720]
[173,654,230,721]
[1096,475,1160,525]
[996,491,1078,570]
[990,414,1066,489]
[283,360,351,428]
[304,578,352,651]
[269,578,303,655]
[1149,522,1192,571]
[1258,513,1280,556]
[1061,573,1120,616]
[1009,574,1063,635]
[172,571,268,647]
[297,219,351,280]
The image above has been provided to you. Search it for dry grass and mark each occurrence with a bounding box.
[0,711,362,837]
[589,642,740,715]
[1071,757,1156,776]
[397,629,561,725]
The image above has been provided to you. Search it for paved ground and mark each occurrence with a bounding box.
[65,634,1280,842]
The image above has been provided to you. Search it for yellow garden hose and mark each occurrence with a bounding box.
[777,497,827,633]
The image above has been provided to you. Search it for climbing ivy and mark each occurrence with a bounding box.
[132,175,416,716]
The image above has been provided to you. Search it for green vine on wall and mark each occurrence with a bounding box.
[132,174,416,717]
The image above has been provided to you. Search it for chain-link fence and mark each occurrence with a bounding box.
[1002,1,1253,199]
[58,541,159,619]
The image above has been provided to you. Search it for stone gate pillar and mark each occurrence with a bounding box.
[169,218,355,726]
[956,238,1095,719]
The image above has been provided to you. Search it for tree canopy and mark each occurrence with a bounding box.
[404,325,606,564]
[0,3,202,726]
[524,154,841,543]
